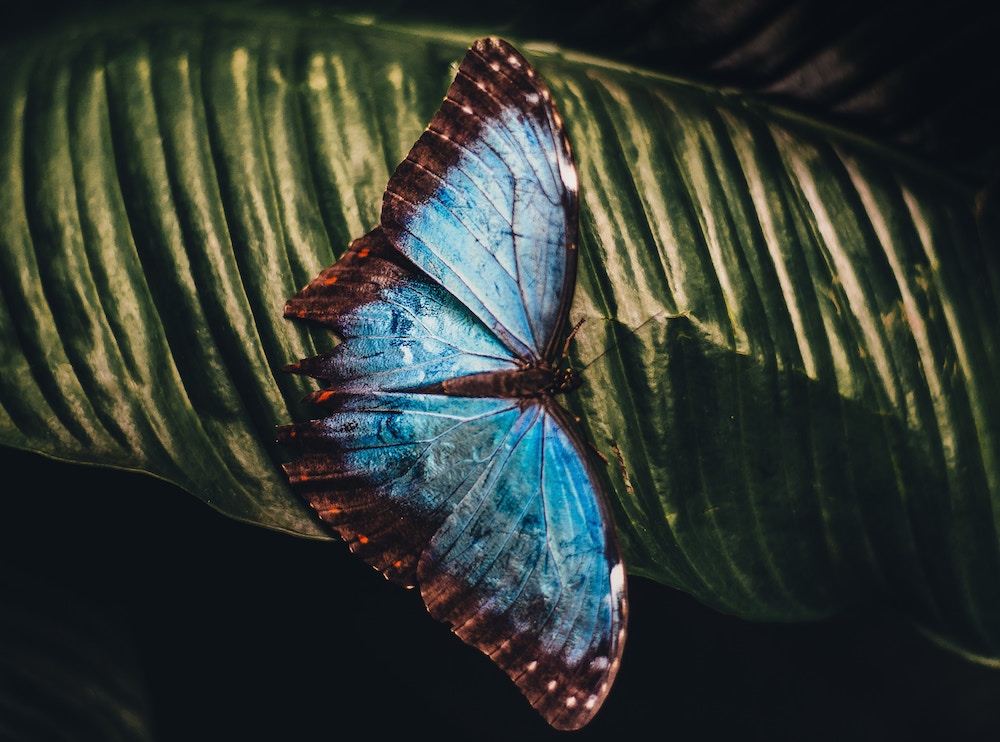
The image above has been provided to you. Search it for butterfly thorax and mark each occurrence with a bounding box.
[415,364,581,399]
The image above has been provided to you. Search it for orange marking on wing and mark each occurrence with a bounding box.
[357,534,370,545]
[357,247,370,258]
[324,275,338,285]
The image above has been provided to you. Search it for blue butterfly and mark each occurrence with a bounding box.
[278,37,627,730]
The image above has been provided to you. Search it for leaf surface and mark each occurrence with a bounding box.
[1,11,998,659]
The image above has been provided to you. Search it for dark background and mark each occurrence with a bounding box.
[3,1,1000,739]
[5,446,1000,740]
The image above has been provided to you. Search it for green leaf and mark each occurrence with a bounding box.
[2,8,999,666]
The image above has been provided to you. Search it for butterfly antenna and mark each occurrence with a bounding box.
[581,309,688,370]
[561,318,586,362]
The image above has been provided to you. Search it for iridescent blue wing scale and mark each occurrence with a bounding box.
[382,37,579,362]
[280,392,625,729]
[284,227,517,393]
[280,37,626,731]
[418,401,626,729]
[280,392,525,585]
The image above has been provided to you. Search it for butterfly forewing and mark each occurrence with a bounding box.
[284,227,517,392]
[382,37,579,363]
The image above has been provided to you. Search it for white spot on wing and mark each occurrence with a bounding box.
[547,679,557,691]
[559,156,579,193]
[526,660,538,672]
[610,562,626,597]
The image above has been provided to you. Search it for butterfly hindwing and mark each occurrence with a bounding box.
[281,37,627,731]
[281,390,626,729]
[418,401,626,730]
[382,37,579,362]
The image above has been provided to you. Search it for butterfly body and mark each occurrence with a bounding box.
[280,38,626,731]
[412,362,580,398]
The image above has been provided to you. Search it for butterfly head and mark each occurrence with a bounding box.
[552,365,583,395]
[550,318,585,395]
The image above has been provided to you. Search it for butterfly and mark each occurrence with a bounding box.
[278,37,627,731]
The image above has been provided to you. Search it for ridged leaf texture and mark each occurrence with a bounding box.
[1,12,998,665]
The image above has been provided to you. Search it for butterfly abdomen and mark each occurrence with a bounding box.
[415,366,556,398]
